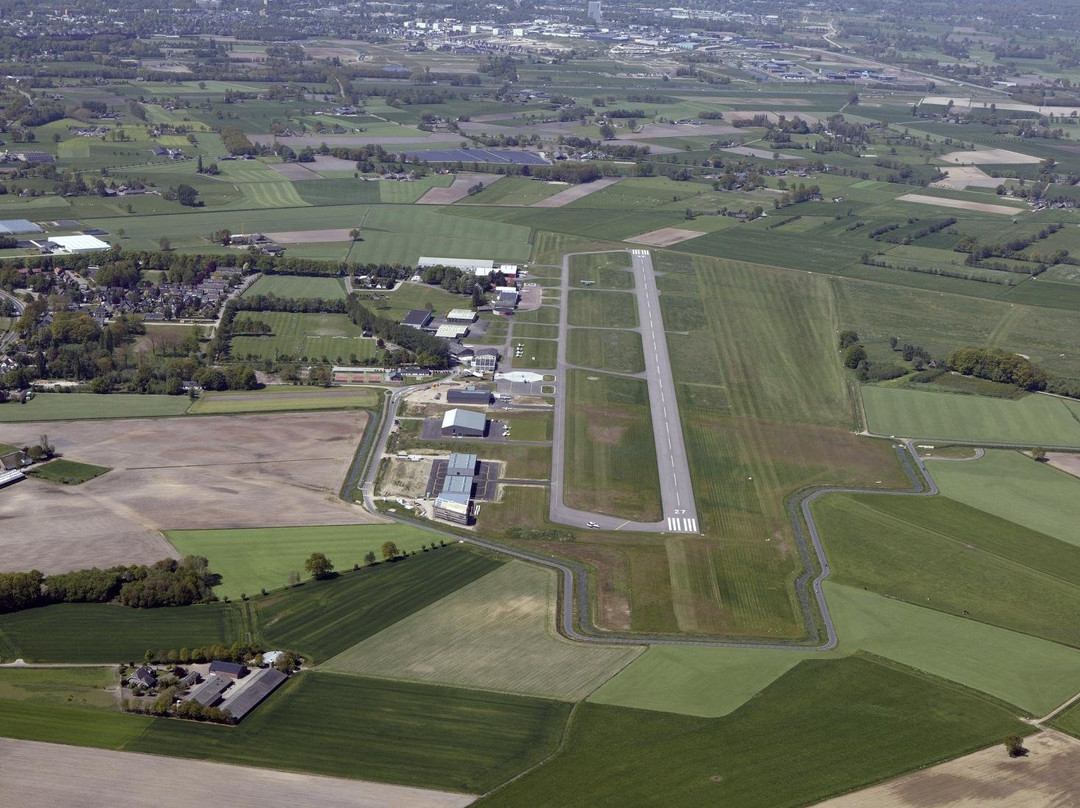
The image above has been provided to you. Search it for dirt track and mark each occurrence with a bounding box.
[896,193,1026,215]
[416,173,504,205]
[627,227,705,247]
[0,738,475,808]
[0,412,379,574]
[530,177,622,208]
[811,730,1080,808]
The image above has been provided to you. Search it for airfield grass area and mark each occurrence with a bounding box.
[0,394,190,422]
[861,386,1080,446]
[124,672,570,794]
[815,493,1080,649]
[229,312,378,363]
[165,524,436,600]
[0,667,118,711]
[324,562,642,701]
[476,655,1026,808]
[564,370,662,522]
[0,602,241,664]
[241,274,347,300]
[567,290,639,329]
[187,387,380,415]
[253,547,503,662]
[509,338,558,370]
[25,459,110,485]
[930,450,1080,547]
[566,328,646,374]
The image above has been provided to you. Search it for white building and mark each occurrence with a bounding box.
[47,235,111,254]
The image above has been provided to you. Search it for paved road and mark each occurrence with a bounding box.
[548,249,700,534]
[0,288,25,352]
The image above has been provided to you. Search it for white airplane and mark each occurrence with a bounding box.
[587,521,600,528]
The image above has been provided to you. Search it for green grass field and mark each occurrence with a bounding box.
[564,370,662,522]
[458,177,565,206]
[0,602,241,663]
[509,338,558,369]
[229,312,378,363]
[861,386,1080,445]
[0,699,151,749]
[931,450,1080,547]
[253,546,503,662]
[825,582,1080,716]
[567,290,639,329]
[476,655,1026,808]
[566,329,645,374]
[166,524,438,599]
[815,493,1080,648]
[241,274,347,300]
[324,562,642,700]
[187,387,379,415]
[0,667,118,711]
[0,394,190,422]
[25,459,110,485]
[123,672,569,793]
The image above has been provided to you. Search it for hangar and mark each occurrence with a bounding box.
[441,408,487,437]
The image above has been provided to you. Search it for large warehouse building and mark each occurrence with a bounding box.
[441,408,487,438]
[434,452,479,525]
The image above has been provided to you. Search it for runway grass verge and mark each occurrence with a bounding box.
[814,493,1080,648]
[567,290,639,329]
[323,561,643,701]
[0,394,191,422]
[25,459,110,485]
[564,369,662,522]
[252,546,503,662]
[930,449,1080,546]
[567,329,645,374]
[861,386,1080,446]
[165,524,436,600]
[474,654,1026,808]
[123,671,570,793]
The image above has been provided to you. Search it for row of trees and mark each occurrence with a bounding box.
[0,556,218,614]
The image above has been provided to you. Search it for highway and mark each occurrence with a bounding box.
[548,249,700,534]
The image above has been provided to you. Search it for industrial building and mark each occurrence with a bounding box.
[447,387,492,406]
[433,451,479,525]
[401,309,433,329]
[44,234,111,254]
[418,257,519,279]
[435,323,470,339]
[441,408,487,437]
[447,308,477,323]
[0,219,43,235]
[446,452,479,476]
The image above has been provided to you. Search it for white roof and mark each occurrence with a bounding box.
[434,494,470,513]
[447,309,477,321]
[435,324,470,339]
[441,408,487,431]
[49,234,111,253]
[419,257,494,271]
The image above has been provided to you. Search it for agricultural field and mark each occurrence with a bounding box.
[0,394,191,422]
[930,449,1080,546]
[476,655,1026,808]
[814,493,1080,648]
[165,524,437,599]
[861,386,1080,446]
[187,387,380,415]
[252,547,503,662]
[0,668,118,711]
[324,562,642,700]
[126,672,570,793]
[564,370,662,522]
[229,312,378,363]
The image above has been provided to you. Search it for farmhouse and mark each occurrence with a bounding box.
[441,408,488,437]
[447,387,492,406]
[129,665,158,689]
[402,309,433,330]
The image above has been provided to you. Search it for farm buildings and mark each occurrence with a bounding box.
[185,665,288,722]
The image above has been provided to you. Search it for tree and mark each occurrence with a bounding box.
[349,228,361,241]
[364,551,377,566]
[381,541,399,561]
[842,344,867,369]
[838,330,860,349]
[274,651,297,673]
[304,552,334,580]
[287,570,300,587]
[1032,447,1047,462]
[158,236,172,252]
[1004,734,1027,757]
